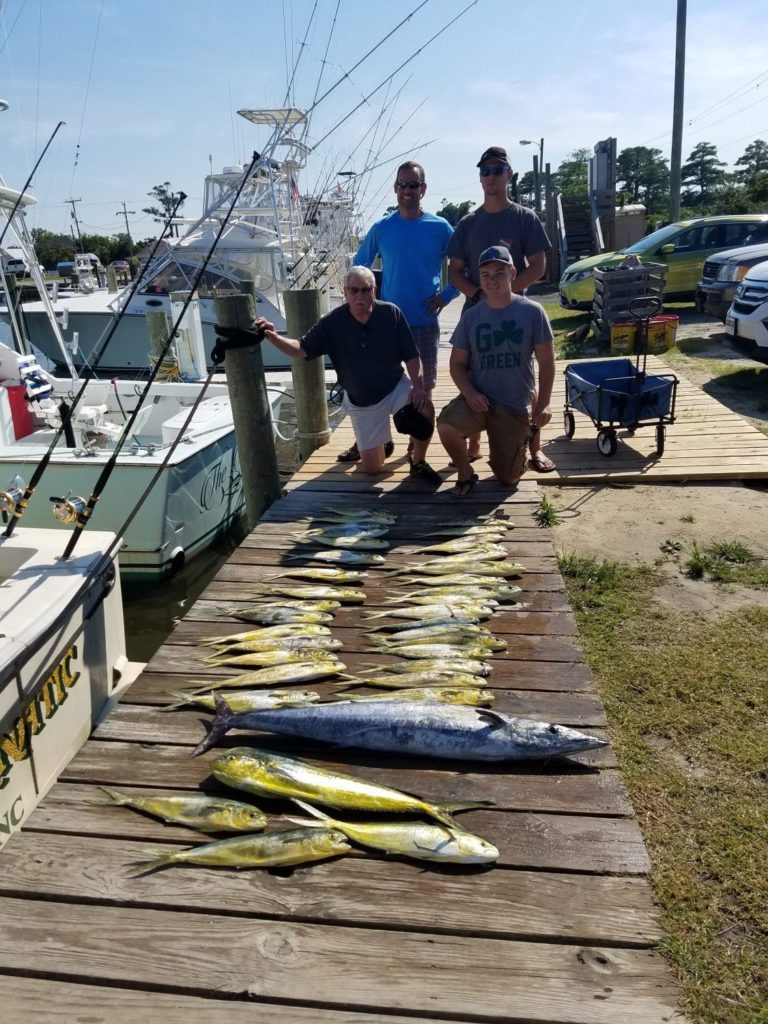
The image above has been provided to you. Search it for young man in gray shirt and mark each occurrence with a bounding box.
[438,245,555,495]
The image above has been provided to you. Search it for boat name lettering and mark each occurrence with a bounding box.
[200,454,232,511]
[0,795,24,835]
[0,646,81,789]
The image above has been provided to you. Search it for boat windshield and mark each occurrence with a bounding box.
[139,261,243,298]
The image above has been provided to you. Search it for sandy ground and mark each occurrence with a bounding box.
[544,304,768,615]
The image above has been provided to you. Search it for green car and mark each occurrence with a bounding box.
[559,214,768,309]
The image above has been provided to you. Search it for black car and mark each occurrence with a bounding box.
[697,223,768,320]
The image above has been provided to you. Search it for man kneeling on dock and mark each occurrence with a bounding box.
[254,267,439,477]
[437,245,555,496]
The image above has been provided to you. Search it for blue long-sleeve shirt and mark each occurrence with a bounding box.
[354,211,459,328]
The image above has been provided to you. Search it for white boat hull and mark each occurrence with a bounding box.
[0,528,142,848]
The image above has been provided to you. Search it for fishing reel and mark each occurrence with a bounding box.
[0,486,24,515]
[50,493,89,525]
[0,476,26,516]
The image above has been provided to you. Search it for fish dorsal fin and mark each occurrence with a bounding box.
[476,709,507,729]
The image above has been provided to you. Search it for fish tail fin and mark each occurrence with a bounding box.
[190,693,234,758]
[125,851,177,877]
[430,799,494,826]
[204,655,228,666]
[292,799,333,823]
[100,785,129,805]
[360,610,388,620]
[160,691,195,711]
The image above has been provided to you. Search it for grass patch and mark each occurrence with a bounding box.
[559,553,768,1024]
[537,297,607,359]
[684,539,768,586]
[533,493,561,527]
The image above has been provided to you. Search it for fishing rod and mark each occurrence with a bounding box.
[282,0,319,109]
[311,0,479,152]
[3,191,187,539]
[0,119,65,250]
[59,148,265,560]
[305,0,431,121]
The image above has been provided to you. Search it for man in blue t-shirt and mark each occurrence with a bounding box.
[353,160,458,484]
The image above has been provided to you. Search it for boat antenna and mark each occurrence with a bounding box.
[58,149,266,560]
[0,120,65,250]
[2,191,187,538]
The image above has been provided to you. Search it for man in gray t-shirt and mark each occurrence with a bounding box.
[447,145,554,472]
[437,245,555,495]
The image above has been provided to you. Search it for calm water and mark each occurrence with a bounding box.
[120,395,307,663]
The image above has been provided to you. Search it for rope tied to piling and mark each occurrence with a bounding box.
[211,324,266,365]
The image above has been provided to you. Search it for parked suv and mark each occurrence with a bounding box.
[559,214,768,309]
[724,260,768,352]
[696,223,768,320]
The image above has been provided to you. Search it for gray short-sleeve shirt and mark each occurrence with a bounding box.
[450,296,554,414]
[447,204,551,287]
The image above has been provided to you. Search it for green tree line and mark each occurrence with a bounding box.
[513,139,768,219]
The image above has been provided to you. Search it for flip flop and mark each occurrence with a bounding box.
[448,454,481,468]
[454,473,478,497]
[528,452,557,473]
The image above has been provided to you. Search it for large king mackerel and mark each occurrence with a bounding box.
[192,695,607,760]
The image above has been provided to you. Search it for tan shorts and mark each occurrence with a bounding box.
[438,396,529,483]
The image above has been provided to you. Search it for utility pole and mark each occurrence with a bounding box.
[65,197,84,252]
[669,0,687,222]
[116,201,136,253]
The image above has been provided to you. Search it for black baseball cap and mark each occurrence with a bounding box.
[393,402,434,441]
[477,146,509,167]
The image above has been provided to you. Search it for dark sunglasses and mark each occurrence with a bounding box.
[395,179,423,189]
[479,165,509,177]
[346,285,373,294]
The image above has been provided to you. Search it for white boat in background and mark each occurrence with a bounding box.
[0,525,143,848]
[15,108,360,375]
[0,111,283,579]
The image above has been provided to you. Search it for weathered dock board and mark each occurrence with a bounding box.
[0,465,687,1022]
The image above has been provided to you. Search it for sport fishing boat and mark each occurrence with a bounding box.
[12,109,359,375]
[0,524,143,849]
[0,121,282,579]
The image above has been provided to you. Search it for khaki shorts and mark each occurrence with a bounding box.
[342,374,411,451]
[438,396,529,483]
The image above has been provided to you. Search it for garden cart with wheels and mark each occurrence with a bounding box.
[563,296,678,457]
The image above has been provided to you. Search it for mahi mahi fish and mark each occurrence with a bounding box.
[184,662,348,694]
[265,567,368,583]
[288,800,499,864]
[101,788,267,833]
[211,747,491,825]
[163,689,322,712]
[193,694,608,761]
[127,828,351,876]
[285,549,386,565]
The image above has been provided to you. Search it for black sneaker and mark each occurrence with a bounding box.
[384,439,395,458]
[409,459,442,485]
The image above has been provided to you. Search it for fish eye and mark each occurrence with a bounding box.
[548,725,559,734]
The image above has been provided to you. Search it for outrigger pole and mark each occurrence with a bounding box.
[59,149,265,561]
[3,192,188,539]
[0,120,65,251]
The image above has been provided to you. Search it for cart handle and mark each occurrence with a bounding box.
[628,295,662,320]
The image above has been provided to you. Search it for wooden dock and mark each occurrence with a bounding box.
[0,451,688,1022]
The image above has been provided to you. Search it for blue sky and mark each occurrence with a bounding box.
[2,0,767,242]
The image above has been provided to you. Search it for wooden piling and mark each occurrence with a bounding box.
[213,294,281,529]
[106,266,118,293]
[284,288,330,463]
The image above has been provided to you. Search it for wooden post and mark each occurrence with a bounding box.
[284,288,330,463]
[544,163,557,284]
[214,294,281,529]
[106,266,118,293]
